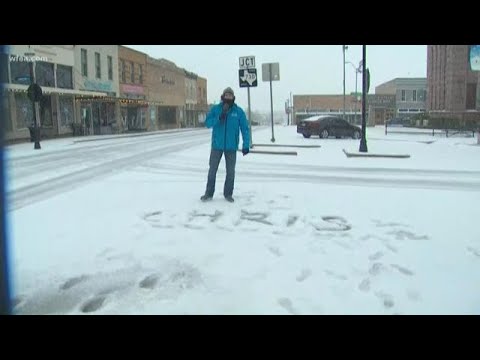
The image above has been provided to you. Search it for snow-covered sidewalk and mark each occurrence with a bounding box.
[9,125,480,314]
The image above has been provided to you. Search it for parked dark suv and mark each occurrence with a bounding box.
[297,116,361,139]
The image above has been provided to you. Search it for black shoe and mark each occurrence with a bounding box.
[200,194,213,202]
[224,196,234,203]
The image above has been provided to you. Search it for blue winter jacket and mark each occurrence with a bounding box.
[205,102,250,151]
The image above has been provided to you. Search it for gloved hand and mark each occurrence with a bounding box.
[242,147,249,156]
[220,112,227,123]
[220,103,230,123]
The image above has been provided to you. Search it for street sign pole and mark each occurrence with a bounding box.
[269,63,275,143]
[247,87,252,148]
[239,56,257,148]
[261,62,279,143]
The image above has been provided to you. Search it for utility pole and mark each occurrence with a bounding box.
[359,45,368,153]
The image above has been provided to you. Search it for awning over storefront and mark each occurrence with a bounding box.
[76,96,154,105]
[77,96,164,107]
[3,84,166,107]
[3,83,108,98]
[117,98,164,106]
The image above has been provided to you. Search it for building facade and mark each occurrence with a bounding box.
[427,45,479,121]
[366,94,396,125]
[146,57,185,130]
[184,70,197,127]
[292,94,363,125]
[196,76,208,126]
[292,92,401,126]
[74,45,120,135]
[118,46,149,132]
[2,45,209,142]
[2,45,107,142]
[375,78,427,119]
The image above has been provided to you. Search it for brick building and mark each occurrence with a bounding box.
[196,76,208,126]
[146,57,186,130]
[427,45,480,121]
[292,94,363,124]
[118,46,149,131]
[184,70,197,128]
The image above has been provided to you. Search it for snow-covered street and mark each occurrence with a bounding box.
[6,126,480,314]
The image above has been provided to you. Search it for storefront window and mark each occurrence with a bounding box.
[107,103,115,126]
[10,61,31,85]
[40,95,53,127]
[36,61,55,87]
[57,65,73,89]
[59,96,74,127]
[140,108,146,128]
[15,93,34,129]
[2,94,12,131]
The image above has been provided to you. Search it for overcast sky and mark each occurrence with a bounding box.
[125,45,427,113]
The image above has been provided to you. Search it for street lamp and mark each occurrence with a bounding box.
[285,99,290,126]
[25,47,41,150]
[342,45,348,120]
[346,60,362,124]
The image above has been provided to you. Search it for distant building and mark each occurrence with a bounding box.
[292,94,363,125]
[196,76,208,126]
[146,57,185,130]
[367,94,396,125]
[292,80,424,126]
[375,77,427,120]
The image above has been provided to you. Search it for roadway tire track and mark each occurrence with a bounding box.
[8,136,209,211]
[136,163,480,192]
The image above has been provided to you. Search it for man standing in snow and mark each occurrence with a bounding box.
[201,87,250,203]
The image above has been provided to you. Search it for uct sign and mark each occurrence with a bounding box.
[239,56,255,69]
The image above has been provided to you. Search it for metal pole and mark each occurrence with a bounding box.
[359,45,368,153]
[290,91,293,125]
[29,61,41,150]
[287,100,290,126]
[343,45,346,120]
[354,70,358,124]
[269,64,275,143]
[247,86,252,148]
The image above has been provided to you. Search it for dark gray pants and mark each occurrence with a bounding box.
[205,149,237,197]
